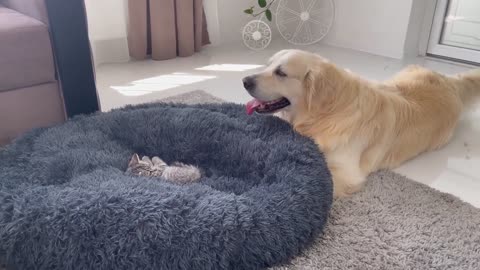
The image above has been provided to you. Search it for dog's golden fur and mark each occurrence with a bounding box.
[246,49,480,197]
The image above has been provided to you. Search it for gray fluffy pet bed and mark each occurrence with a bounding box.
[0,103,332,270]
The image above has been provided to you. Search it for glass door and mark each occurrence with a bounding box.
[427,0,480,64]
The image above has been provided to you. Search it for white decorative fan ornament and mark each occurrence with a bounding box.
[242,19,272,51]
[276,0,335,45]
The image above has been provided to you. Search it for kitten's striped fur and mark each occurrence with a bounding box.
[126,154,201,183]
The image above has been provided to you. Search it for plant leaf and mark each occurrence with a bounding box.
[265,9,272,21]
[244,8,254,15]
[258,0,267,8]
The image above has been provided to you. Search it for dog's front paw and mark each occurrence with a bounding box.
[333,183,363,198]
[331,170,366,198]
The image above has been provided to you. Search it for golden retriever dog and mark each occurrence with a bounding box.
[242,49,480,197]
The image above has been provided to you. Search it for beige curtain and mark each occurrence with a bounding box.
[127,0,210,61]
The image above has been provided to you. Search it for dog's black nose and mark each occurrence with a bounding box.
[242,76,256,91]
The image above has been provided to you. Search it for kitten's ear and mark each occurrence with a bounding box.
[152,157,167,166]
[128,153,141,166]
[142,156,154,166]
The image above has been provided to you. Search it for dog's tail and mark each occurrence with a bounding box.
[454,69,480,107]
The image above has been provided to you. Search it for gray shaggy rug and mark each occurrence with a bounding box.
[0,95,333,270]
[171,91,480,270]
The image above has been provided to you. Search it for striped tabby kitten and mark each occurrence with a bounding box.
[126,154,201,183]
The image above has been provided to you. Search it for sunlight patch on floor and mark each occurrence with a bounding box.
[195,64,263,72]
[111,73,216,96]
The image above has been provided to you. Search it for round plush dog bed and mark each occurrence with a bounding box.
[0,103,332,270]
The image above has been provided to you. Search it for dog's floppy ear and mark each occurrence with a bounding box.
[303,62,338,112]
[304,70,319,112]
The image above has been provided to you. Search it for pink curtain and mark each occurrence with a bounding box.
[127,0,210,61]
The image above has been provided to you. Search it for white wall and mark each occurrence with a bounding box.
[84,0,130,66]
[323,0,413,59]
[216,0,266,44]
[85,0,223,64]
[83,0,260,62]
[215,0,294,44]
[404,0,436,57]
[213,0,426,59]
[204,0,221,45]
[84,0,427,62]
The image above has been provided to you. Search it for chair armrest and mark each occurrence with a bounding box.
[2,0,49,24]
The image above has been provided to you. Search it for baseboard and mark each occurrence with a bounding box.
[90,37,130,66]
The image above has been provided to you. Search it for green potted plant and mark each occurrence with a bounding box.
[244,0,277,21]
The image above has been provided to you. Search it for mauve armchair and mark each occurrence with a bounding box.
[0,0,66,145]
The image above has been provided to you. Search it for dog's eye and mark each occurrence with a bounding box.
[274,67,287,78]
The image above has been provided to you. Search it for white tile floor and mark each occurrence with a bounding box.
[96,40,480,207]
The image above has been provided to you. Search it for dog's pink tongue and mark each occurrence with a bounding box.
[246,99,263,115]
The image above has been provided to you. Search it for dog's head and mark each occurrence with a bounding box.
[243,49,337,117]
